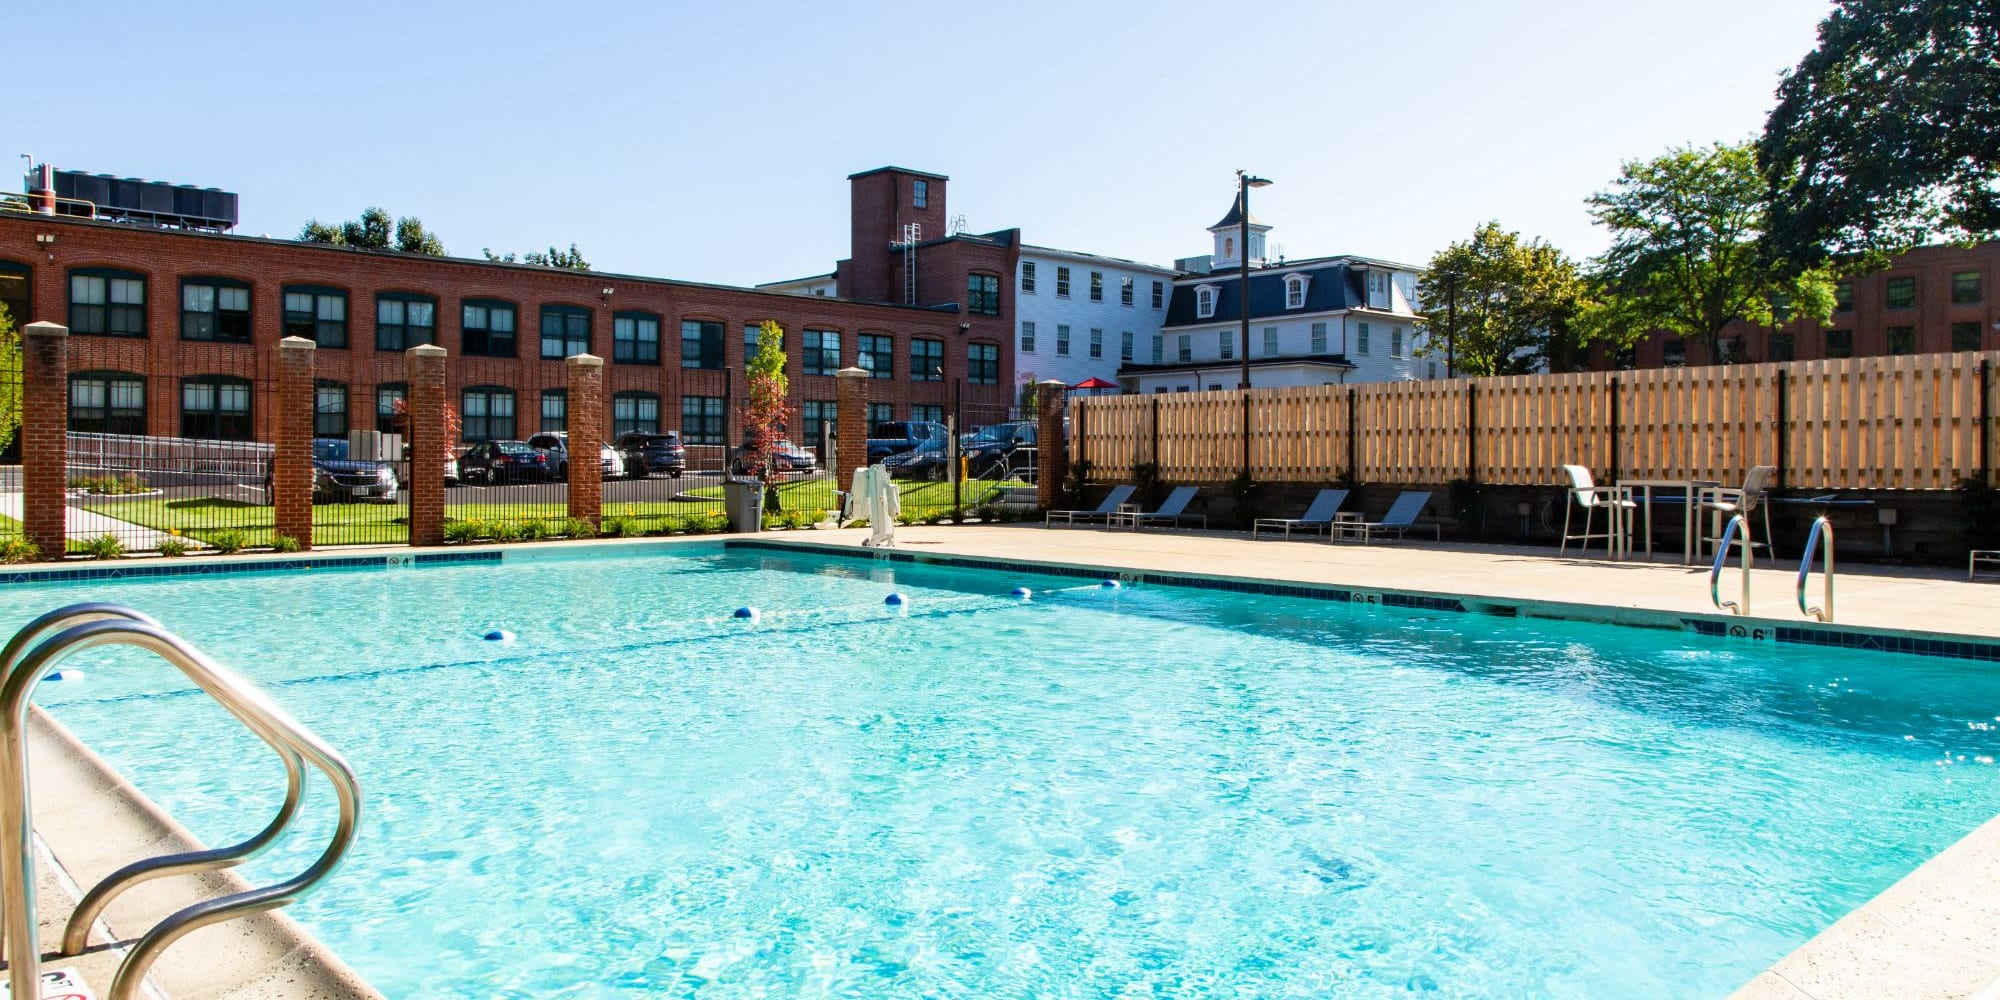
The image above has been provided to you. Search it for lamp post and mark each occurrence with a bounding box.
[1236,170,1271,391]
[1444,270,1457,378]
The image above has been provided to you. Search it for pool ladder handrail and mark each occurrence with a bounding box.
[1709,514,1753,616]
[0,603,360,1000]
[1797,516,1835,622]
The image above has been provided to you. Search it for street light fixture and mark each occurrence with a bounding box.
[1236,170,1271,392]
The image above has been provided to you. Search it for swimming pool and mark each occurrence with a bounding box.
[10,544,2000,998]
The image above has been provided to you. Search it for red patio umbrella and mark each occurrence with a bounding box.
[1070,377,1119,395]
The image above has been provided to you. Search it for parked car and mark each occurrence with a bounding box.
[733,436,819,476]
[527,432,630,480]
[459,440,553,484]
[881,436,951,481]
[300,438,400,504]
[866,420,949,463]
[614,432,685,478]
[962,421,1037,479]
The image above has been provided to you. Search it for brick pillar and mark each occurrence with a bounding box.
[566,353,604,526]
[1037,379,1069,509]
[273,337,316,549]
[405,344,448,546]
[21,322,68,560]
[835,367,869,488]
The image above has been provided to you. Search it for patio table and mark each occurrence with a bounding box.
[1616,478,1719,565]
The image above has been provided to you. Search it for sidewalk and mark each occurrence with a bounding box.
[0,492,204,550]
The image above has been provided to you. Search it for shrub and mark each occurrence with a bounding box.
[156,537,191,558]
[489,520,526,543]
[120,472,145,494]
[922,510,947,526]
[518,518,549,541]
[80,534,123,560]
[971,504,1000,523]
[697,511,728,534]
[209,530,248,555]
[600,516,636,538]
[272,534,303,553]
[442,520,485,544]
[787,509,817,530]
[563,517,598,539]
[0,538,41,564]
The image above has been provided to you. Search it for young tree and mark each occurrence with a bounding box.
[1760,0,2000,265]
[738,321,789,486]
[1416,222,1589,376]
[0,302,20,453]
[1587,141,1834,364]
[297,207,447,256]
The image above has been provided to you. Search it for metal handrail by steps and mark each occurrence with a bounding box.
[1710,515,1753,615]
[0,603,360,1000]
[1797,516,1836,622]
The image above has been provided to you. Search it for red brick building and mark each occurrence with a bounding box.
[1597,241,1999,369]
[0,166,1019,451]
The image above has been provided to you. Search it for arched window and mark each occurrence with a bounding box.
[540,304,591,359]
[461,298,518,357]
[0,260,29,330]
[376,292,437,351]
[1195,285,1218,319]
[540,389,567,432]
[1285,275,1309,309]
[181,376,253,440]
[677,318,720,369]
[911,337,944,381]
[69,371,146,436]
[462,386,517,441]
[375,382,407,435]
[283,285,348,347]
[69,267,147,337]
[967,342,1000,385]
[180,276,252,342]
[856,333,893,379]
[614,391,661,437]
[966,273,1001,316]
[315,380,348,439]
[615,311,661,365]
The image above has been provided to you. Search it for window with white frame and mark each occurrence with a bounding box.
[1311,322,1328,353]
[1263,326,1278,356]
[1090,328,1103,358]
[1195,285,1217,319]
[1020,262,1036,293]
[1055,266,1071,297]
[1177,334,1192,363]
[1151,280,1163,309]
[1020,320,1036,353]
[1120,331,1133,362]
[1357,322,1371,355]
[1120,277,1133,306]
[1153,336,1164,364]
[1391,327,1404,358]
[1056,324,1070,356]
[1089,271,1103,302]
[1219,330,1233,360]
[1366,271,1390,310]
[1284,275,1307,309]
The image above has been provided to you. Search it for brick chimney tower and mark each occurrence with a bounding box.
[841,167,949,304]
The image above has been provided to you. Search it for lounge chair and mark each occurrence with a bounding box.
[1335,490,1440,544]
[1253,488,1350,539]
[1121,485,1207,530]
[1045,484,1137,527]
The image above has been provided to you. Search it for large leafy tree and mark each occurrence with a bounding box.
[1760,0,2000,265]
[1416,222,1589,376]
[483,243,591,270]
[1587,141,1835,363]
[298,207,446,255]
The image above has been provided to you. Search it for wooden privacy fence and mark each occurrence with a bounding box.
[1070,350,2000,491]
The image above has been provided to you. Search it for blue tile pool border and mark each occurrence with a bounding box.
[5,537,1999,665]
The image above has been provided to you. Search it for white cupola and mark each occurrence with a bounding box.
[1207,196,1272,269]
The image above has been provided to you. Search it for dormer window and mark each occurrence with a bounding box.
[1284,274,1309,309]
[1195,285,1218,319]
[1365,270,1391,310]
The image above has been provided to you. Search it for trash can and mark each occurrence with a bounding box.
[723,478,764,533]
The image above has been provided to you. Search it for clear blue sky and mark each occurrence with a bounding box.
[13,0,1831,284]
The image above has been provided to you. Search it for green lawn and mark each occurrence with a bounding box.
[680,477,1023,513]
[79,497,408,548]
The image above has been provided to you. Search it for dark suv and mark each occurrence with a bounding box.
[962,421,1037,479]
[459,440,553,484]
[614,432,685,478]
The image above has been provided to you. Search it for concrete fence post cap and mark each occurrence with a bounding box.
[1039,378,1067,387]
[407,343,448,359]
[565,353,605,368]
[22,321,67,338]
[835,367,871,379]
[277,336,317,351]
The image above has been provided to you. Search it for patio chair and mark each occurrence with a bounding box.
[1253,488,1350,539]
[1338,491,1441,544]
[1044,484,1136,527]
[1699,465,1775,559]
[1127,485,1207,530]
[1560,465,1635,557]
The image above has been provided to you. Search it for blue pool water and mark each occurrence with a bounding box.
[7,546,2000,998]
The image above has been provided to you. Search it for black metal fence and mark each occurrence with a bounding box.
[65,431,280,556]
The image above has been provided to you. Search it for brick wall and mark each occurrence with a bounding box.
[0,213,1016,452]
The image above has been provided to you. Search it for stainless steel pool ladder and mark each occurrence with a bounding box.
[0,603,360,1000]
[1709,514,1753,615]
[1797,516,1835,622]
